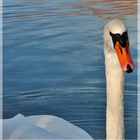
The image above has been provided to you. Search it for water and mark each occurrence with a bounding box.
[3,0,137,139]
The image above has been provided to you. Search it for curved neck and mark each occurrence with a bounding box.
[105,51,125,140]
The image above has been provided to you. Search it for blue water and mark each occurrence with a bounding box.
[3,0,137,139]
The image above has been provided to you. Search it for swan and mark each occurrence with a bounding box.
[2,19,134,140]
[3,114,93,139]
[104,19,134,139]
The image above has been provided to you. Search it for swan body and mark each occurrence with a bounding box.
[3,114,93,139]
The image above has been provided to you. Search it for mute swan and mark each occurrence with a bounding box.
[3,20,134,140]
[104,19,134,139]
[3,114,93,139]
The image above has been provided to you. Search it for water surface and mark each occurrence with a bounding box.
[3,0,137,139]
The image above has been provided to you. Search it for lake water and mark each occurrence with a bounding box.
[3,0,137,139]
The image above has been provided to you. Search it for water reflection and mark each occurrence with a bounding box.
[60,0,137,19]
[4,0,138,21]
[4,0,50,21]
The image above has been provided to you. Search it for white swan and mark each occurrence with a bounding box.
[3,20,134,140]
[104,19,134,139]
[3,114,93,139]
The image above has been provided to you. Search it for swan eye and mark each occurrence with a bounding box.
[110,31,128,48]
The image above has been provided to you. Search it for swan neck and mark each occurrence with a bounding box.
[105,52,125,140]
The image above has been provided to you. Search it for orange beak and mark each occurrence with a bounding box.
[114,41,134,73]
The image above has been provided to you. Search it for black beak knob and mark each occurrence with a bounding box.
[126,64,133,73]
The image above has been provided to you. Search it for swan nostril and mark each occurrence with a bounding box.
[126,64,133,73]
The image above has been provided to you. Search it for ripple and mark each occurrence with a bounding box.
[60,0,137,19]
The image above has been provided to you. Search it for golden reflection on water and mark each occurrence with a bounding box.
[60,0,137,19]
[5,0,138,21]
[5,0,50,20]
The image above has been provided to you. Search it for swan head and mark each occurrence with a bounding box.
[104,19,134,73]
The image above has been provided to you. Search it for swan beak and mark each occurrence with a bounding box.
[114,41,134,73]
